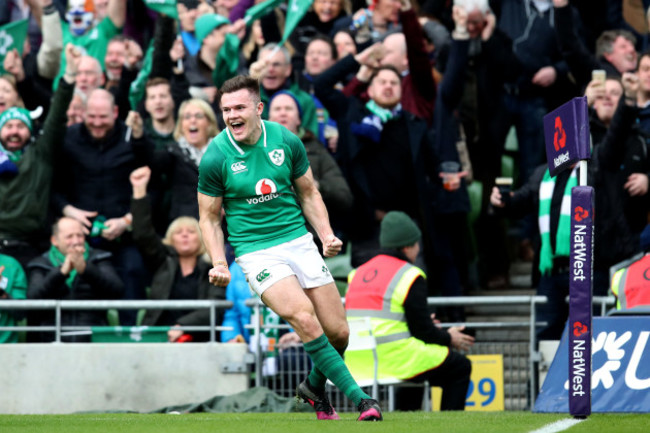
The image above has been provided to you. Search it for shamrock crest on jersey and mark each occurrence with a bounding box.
[268,149,285,166]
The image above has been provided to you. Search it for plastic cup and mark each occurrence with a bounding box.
[440,161,461,191]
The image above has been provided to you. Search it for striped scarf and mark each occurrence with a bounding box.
[538,167,578,275]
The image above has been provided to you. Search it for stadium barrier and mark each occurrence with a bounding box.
[0,296,615,412]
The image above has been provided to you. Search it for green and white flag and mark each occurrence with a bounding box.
[143,0,179,20]
[244,0,285,25]
[128,41,155,110]
[279,0,312,46]
[0,19,29,75]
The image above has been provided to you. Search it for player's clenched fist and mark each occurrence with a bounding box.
[208,265,231,287]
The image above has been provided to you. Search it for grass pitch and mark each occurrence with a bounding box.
[1,412,649,433]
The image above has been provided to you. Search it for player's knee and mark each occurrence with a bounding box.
[290,310,321,337]
[329,323,350,348]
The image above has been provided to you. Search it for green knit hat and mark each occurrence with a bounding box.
[0,107,33,133]
[379,211,422,249]
[195,13,230,45]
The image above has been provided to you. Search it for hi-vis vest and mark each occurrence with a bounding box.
[611,254,650,310]
[345,255,449,381]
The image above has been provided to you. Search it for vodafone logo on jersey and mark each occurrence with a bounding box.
[255,179,277,195]
[248,179,280,205]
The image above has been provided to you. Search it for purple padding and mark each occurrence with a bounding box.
[568,186,594,417]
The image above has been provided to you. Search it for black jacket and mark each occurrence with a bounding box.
[314,55,440,241]
[52,121,152,220]
[152,140,201,222]
[27,248,124,342]
[131,197,226,334]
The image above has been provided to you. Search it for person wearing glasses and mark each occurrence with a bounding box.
[153,98,220,224]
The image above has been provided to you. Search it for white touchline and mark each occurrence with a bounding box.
[528,418,585,433]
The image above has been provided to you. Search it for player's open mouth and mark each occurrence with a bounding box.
[230,122,244,133]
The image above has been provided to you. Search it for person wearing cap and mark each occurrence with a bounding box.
[171,11,245,105]
[610,225,650,311]
[345,211,475,411]
[0,44,79,270]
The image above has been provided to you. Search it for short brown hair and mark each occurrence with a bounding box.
[368,65,402,85]
[145,77,171,90]
[218,75,261,106]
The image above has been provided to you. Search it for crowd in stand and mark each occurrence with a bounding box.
[1,0,650,345]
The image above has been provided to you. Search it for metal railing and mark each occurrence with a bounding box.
[0,299,233,343]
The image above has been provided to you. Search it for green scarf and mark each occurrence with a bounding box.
[538,167,578,275]
[365,99,400,123]
[0,141,22,162]
[48,243,90,289]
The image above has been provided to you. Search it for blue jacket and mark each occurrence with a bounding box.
[221,262,252,343]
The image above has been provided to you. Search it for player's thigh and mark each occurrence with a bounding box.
[261,276,323,340]
[304,282,348,340]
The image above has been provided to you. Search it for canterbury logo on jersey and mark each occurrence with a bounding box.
[231,161,247,173]
[247,179,280,204]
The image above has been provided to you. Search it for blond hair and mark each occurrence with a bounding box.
[173,98,219,141]
[162,216,206,256]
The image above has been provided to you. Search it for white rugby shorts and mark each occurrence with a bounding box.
[235,233,334,296]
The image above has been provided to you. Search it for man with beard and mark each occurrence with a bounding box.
[52,88,152,326]
[315,59,455,306]
[0,44,79,269]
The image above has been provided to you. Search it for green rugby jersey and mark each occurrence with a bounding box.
[198,120,310,256]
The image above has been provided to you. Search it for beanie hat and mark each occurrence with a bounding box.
[422,20,451,50]
[177,0,200,8]
[640,224,650,252]
[0,107,33,133]
[269,90,303,120]
[379,211,422,249]
[195,13,231,45]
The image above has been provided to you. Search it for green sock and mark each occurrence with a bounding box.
[303,334,370,406]
[307,344,347,391]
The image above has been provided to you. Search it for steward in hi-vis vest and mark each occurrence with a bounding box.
[610,225,650,310]
[611,254,650,310]
[345,211,474,411]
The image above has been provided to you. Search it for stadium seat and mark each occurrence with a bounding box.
[344,317,431,411]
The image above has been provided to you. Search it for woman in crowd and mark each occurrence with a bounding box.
[0,75,24,114]
[130,166,226,342]
[154,98,219,223]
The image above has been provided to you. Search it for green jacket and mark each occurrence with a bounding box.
[0,80,74,240]
[0,254,27,343]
